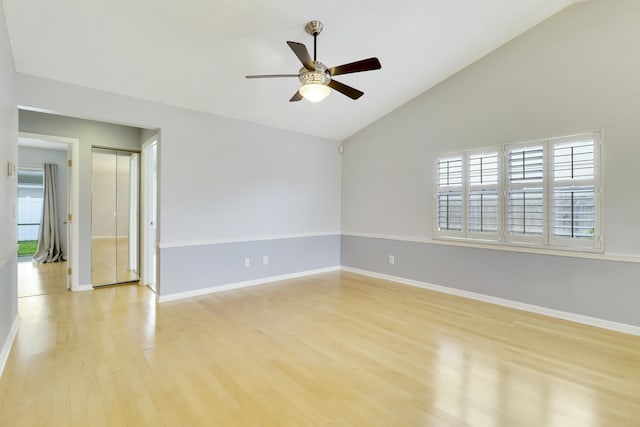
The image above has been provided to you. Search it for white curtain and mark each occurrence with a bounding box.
[33,164,64,263]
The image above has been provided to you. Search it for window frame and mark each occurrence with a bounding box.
[503,141,548,246]
[433,131,603,253]
[548,133,602,250]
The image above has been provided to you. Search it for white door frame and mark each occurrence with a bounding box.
[18,132,81,291]
[141,136,158,296]
[128,153,139,273]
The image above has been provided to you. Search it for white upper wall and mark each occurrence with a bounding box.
[341,0,640,257]
[0,0,18,361]
[16,75,342,247]
[0,3,16,259]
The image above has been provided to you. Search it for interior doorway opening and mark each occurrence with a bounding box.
[17,110,160,297]
[17,134,78,295]
[142,137,158,294]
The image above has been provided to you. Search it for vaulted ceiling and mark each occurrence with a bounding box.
[3,0,582,140]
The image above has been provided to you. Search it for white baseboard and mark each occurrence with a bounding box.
[72,284,93,292]
[158,266,341,303]
[0,316,19,379]
[341,266,640,337]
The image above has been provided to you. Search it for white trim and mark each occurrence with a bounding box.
[75,284,94,292]
[159,232,341,249]
[341,266,640,337]
[341,231,640,263]
[141,137,158,293]
[158,266,341,303]
[0,316,19,379]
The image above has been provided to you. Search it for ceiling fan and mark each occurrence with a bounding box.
[245,21,382,103]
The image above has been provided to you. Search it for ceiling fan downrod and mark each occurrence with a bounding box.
[305,21,323,62]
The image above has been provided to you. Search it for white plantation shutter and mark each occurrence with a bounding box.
[550,135,600,248]
[432,132,601,252]
[468,152,499,238]
[437,192,462,231]
[435,156,463,236]
[506,144,545,243]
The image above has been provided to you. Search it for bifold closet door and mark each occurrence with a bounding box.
[91,148,139,286]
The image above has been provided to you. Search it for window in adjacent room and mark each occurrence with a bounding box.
[17,167,44,258]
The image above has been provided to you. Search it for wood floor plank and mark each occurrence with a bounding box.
[2,266,640,426]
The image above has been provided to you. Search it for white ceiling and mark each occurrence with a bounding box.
[3,0,581,140]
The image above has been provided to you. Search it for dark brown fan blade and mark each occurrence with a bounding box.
[245,74,299,79]
[328,80,364,100]
[329,57,381,76]
[289,90,303,102]
[287,41,315,71]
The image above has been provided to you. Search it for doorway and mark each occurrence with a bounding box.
[91,148,140,286]
[142,138,158,293]
[17,133,79,295]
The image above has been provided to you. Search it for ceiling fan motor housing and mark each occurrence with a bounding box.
[299,62,331,86]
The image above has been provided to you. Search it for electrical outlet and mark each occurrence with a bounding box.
[263,256,269,265]
[244,258,250,267]
[388,255,395,265]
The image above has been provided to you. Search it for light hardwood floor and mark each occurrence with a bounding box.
[1,271,639,426]
[17,261,68,298]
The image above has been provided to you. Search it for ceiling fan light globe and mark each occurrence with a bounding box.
[300,83,330,103]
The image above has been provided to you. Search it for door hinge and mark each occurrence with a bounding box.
[68,213,72,221]
[67,268,72,276]
[68,159,72,167]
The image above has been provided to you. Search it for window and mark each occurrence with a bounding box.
[17,168,44,242]
[550,135,597,248]
[468,151,499,239]
[506,144,545,244]
[434,132,602,252]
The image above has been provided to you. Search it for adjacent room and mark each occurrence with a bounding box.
[0,0,639,425]
[16,138,69,298]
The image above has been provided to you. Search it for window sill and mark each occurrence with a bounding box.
[342,231,640,263]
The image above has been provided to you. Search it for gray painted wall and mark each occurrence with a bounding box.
[342,235,640,326]
[0,1,18,361]
[341,0,640,326]
[160,235,340,296]
[18,146,68,255]
[16,75,342,297]
[19,111,143,285]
